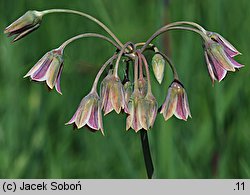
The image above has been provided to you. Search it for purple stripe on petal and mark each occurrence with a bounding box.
[223,46,239,58]
[87,105,99,130]
[208,54,227,82]
[175,93,186,120]
[98,105,104,134]
[183,91,192,118]
[65,110,78,125]
[103,88,113,115]
[216,34,240,57]
[205,52,216,83]
[32,57,52,81]
[55,64,63,95]
[225,52,244,69]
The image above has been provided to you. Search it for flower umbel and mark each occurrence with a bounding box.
[66,92,104,134]
[204,32,244,83]
[160,80,191,121]
[24,49,64,94]
[4,9,245,179]
[101,70,127,115]
[4,10,42,42]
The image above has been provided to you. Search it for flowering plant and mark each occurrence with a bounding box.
[4,9,243,178]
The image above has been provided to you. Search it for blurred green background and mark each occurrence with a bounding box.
[0,0,249,178]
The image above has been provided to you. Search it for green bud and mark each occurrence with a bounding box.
[152,53,165,84]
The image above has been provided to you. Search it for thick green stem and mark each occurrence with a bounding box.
[41,9,123,48]
[91,54,117,93]
[140,130,154,179]
[59,33,121,51]
[140,22,207,52]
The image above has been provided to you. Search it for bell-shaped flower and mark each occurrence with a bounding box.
[66,92,104,135]
[126,90,158,132]
[4,10,42,42]
[204,32,244,83]
[152,53,165,84]
[100,70,127,115]
[160,80,191,121]
[138,93,158,130]
[24,49,64,94]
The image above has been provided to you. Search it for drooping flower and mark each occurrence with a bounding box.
[24,49,64,94]
[126,90,158,132]
[160,80,191,121]
[100,70,127,115]
[204,32,244,83]
[138,93,158,130]
[152,53,165,84]
[4,10,42,42]
[66,92,104,135]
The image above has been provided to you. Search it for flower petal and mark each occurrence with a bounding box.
[98,103,104,135]
[205,51,216,84]
[87,104,99,130]
[210,45,235,72]
[174,93,187,120]
[45,58,62,89]
[24,52,49,78]
[215,33,241,57]
[160,88,177,121]
[225,52,244,69]
[75,98,93,129]
[207,52,227,82]
[55,64,63,95]
[138,99,149,130]
[12,24,40,42]
[183,91,192,119]
[110,80,123,114]
[32,57,52,81]
[65,110,78,125]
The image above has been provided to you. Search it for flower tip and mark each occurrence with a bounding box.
[100,130,105,136]
[4,28,9,34]
[23,73,30,78]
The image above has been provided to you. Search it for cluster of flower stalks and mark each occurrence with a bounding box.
[4,10,244,135]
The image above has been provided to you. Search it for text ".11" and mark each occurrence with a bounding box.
[234,182,245,191]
